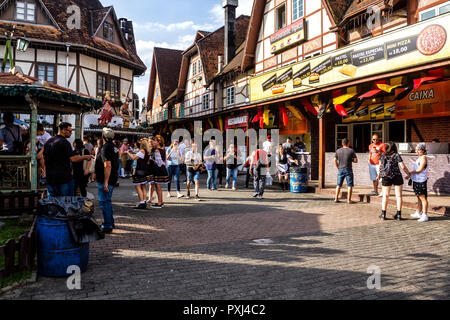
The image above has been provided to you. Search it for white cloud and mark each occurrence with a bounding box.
[210,0,254,23]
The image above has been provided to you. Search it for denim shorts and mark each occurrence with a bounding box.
[187,169,200,182]
[337,169,354,187]
[369,164,380,181]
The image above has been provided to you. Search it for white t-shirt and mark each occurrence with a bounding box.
[263,140,274,154]
[38,131,52,148]
[185,150,202,166]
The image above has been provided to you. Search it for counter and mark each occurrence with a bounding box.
[325,153,450,195]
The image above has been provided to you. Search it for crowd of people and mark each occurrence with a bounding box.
[334,134,430,223]
[1,109,435,232]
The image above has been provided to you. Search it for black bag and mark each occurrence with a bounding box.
[6,126,24,155]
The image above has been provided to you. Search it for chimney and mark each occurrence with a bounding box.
[218,55,224,73]
[223,0,238,65]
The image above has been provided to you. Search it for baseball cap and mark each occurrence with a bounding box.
[102,127,115,140]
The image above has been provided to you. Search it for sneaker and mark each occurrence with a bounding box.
[101,227,113,234]
[151,204,163,209]
[377,193,384,197]
[225,184,229,189]
[134,203,148,210]
[418,214,429,222]
[368,191,378,196]
[411,211,422,219]
[253,193,258,198]
[258,195,263,200]
[195,195,201,201]
[167,193,172,198]
[177,193,184,199]
[232,187,236,191]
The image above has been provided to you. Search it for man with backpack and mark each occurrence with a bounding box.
[0,112,23,155]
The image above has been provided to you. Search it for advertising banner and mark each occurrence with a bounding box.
[250,14,450,104]
[270,19,306,54]
[395,80,450,119]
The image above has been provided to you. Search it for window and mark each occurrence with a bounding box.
[36,64,55,83]
[276,4,286,31]
[155,85,160,98]
[202,94,209,110]
[335,125,349,150]
[293,0,304,21]
[192,60,198,77]
[97,74,107,98]
[97,73,120,99]
[110,77,120,99]
[226,86,235,106]
[16,1,35,22]
[420,1,450,21]
[103,22,114,41]
[198,61,202,73]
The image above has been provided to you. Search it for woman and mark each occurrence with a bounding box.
[166,140,183,198]
[224,144,241,191]
[379,142,411,221]
[98,91,114,126]
[276,144,297,191]
[409,143,429,222]
[73,139,91,197]
[128,139,151,209]
[148,136,169,208]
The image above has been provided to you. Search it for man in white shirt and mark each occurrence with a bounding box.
[263,135,274,156]
[37,123,52,150]
[178,136,187,182]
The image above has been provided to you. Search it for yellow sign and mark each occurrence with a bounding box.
[270,19,306,54]
[250,14,450,104]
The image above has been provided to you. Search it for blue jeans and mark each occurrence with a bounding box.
[167,165,181,192]
[98,183,115,230]
[226,168,238,188]
[207,168,218,190]
[47,180,75,198]
[337,169,354,187]
[118,160,122,176]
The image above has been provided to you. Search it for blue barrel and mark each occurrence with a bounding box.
[290,167,308,193]
[36,216,89,277]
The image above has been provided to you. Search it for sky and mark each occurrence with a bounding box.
[100,0,254,110]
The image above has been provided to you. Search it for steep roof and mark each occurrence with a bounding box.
[322,0,353,25]
[197,15,250,85]
[0,0,146,75]
[147,47,183,108]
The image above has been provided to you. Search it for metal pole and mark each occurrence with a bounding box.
[66,44,70,88]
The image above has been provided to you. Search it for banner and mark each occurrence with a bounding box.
[250,14,450,104]
[270,19,306,54]
[395,80,450,119]
[343,102,396,123]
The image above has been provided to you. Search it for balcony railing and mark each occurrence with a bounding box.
[0,156,31,191]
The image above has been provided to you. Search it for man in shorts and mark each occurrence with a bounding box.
[185,142,202,201]
[368,133,385,196]
[334,138,358,204]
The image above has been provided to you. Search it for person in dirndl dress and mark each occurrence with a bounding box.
[148,136,169,209]
[276,144,297,191]
[128,139,151,209]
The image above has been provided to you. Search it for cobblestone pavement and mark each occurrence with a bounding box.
[1,177,449,300]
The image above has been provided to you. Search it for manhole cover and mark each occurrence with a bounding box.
[253,239,274,244]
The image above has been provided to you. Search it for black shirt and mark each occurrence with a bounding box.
[43,135,74,185]
[335,147,357,170]
[73,148,90,179]
[294,142,306,152]
[95,141,119,185]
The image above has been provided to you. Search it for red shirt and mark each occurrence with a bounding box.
[369,142,386,165]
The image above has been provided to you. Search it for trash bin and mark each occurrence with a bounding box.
[36,197,104,277]
[290,166,308,193]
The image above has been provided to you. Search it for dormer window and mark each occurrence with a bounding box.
[103,22,114,42]
[16,1,35,22]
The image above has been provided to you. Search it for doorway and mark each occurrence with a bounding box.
[353,123,371,152]
[388,121,406,143]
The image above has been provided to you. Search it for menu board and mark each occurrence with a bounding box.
[385,35,419,59]
[351,45,385,66]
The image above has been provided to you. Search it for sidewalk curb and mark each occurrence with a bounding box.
[314,187,450,216]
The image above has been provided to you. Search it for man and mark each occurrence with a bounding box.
[250,148,270,200]
[37,123,52,182]
[185,142,202,200]
[95,127,119,233]
[40,122,91,197]
[178,137,187,182]
[204,139,218,191]
[294,137,306,152]
[334,138,358,204]
[263,135,274,157]
[83,137,94,154]
[282,137,295,157]
[368,133,386,196]
[0,112,23,154]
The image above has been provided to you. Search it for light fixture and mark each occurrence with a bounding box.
[16,37,30,52]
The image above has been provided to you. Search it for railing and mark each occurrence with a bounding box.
[0,217,37,280]
[0,156,31,191]
[0,191,40,217]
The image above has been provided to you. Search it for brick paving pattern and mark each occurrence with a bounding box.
[1,177,449,300]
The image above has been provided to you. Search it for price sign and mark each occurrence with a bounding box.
[352,45,385,66]
[385,35,418,59]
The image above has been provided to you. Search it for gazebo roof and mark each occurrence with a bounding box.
[0,72,102,113]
